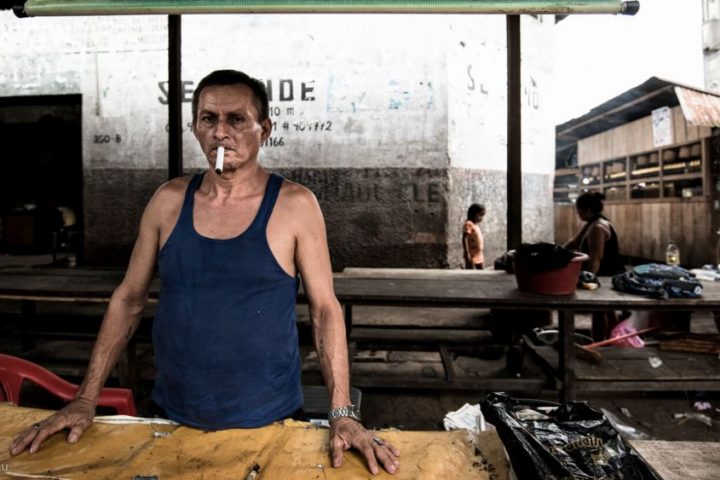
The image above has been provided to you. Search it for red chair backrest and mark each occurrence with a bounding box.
[0,353,136,416]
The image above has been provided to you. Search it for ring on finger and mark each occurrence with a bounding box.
[372,436,385,446]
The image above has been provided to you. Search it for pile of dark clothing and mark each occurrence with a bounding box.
[612,263,703,299]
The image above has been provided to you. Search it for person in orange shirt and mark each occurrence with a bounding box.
[462,203,486,269]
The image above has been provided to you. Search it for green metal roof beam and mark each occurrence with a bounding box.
[19,1,640,17]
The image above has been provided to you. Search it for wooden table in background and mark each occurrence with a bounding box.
[2,267,720,401]
[333,268,720,401]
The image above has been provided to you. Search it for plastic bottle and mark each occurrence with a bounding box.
[666,241,680,266]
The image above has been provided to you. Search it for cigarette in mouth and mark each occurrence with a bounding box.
[215,146,224,175]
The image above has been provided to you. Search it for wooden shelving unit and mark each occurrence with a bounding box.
[554,85,720,267]
[554,139,706,203]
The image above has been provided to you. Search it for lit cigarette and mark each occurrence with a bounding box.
[215,146,224,175]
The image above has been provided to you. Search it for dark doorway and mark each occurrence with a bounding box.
[0,95,83,260]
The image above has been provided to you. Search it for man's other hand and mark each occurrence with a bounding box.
[10,398,96,455]
[329,417,400,475]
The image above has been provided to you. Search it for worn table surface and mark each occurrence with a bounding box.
[0,404,508,480]
[332,269,720,310]
[1,267,719,311]
[630,439,720,480]
[1,405,716,480]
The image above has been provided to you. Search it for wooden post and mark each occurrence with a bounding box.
[558,309,576,402]
[507,15,522,251]
[168,14,183,179]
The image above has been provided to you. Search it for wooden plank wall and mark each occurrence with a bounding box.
[577,106,711,165]
[554,201,713,267]
[554,204,581,246]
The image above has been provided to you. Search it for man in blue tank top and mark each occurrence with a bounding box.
[11,70,400,475]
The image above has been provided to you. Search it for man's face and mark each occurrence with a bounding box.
[475,211,485,223]
[193,84,271,172]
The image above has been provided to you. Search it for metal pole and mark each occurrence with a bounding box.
[18,1,640,17]
[168,14,183,179]
[507,14,522,251]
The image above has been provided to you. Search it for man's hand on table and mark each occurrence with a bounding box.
[10,398,95,455]
[330,417,400,475]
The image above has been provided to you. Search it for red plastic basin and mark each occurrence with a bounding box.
[513,251,589,295]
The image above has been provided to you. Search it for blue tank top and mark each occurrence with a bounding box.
[151,172,302,430]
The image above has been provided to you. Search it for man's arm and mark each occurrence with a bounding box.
[10,183,170,455]
[290,186,400,475]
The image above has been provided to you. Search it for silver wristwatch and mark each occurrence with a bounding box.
[327,404,361,423]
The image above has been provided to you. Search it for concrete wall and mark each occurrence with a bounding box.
[445,15,556,267]
[704,0,720,91]
[0,12,555,269]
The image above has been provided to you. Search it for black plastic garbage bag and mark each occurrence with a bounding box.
[480,393,661,480]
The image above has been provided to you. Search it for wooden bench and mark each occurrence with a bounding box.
[4,267,720,401]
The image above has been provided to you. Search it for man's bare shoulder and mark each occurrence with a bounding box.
[277,178,319,211]
[149,176,190,204]
[155,176,191,198]
[144,176,193,222]
[273,178,324,234]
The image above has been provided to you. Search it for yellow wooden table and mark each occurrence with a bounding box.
[0,404,508,479]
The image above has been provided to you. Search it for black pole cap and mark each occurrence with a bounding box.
[621,1,640,16]
[0,0,27,17]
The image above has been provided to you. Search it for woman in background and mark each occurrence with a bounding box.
[565,192,624,339]
[564,192,623,277]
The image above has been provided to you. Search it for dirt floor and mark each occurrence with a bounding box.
[362,390,720,442]
[354,307,720,443]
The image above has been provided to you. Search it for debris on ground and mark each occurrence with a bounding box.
[674,412,713,427]
[603,408,651,440]
[444,403,486,434]
[693,401,712,412]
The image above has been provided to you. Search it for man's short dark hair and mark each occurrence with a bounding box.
[467,203,486,220]
[192,70,270,126]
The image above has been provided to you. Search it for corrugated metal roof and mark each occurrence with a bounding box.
[676,86,720,128]
[555,77,720,168]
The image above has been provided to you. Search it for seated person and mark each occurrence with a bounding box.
[564,192,624,340]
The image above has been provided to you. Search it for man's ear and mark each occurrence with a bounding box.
[260,118,272,142]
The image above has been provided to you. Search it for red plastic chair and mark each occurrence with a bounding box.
[0,353,136,416]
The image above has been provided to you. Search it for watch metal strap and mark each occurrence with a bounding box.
[328,404,360,422]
